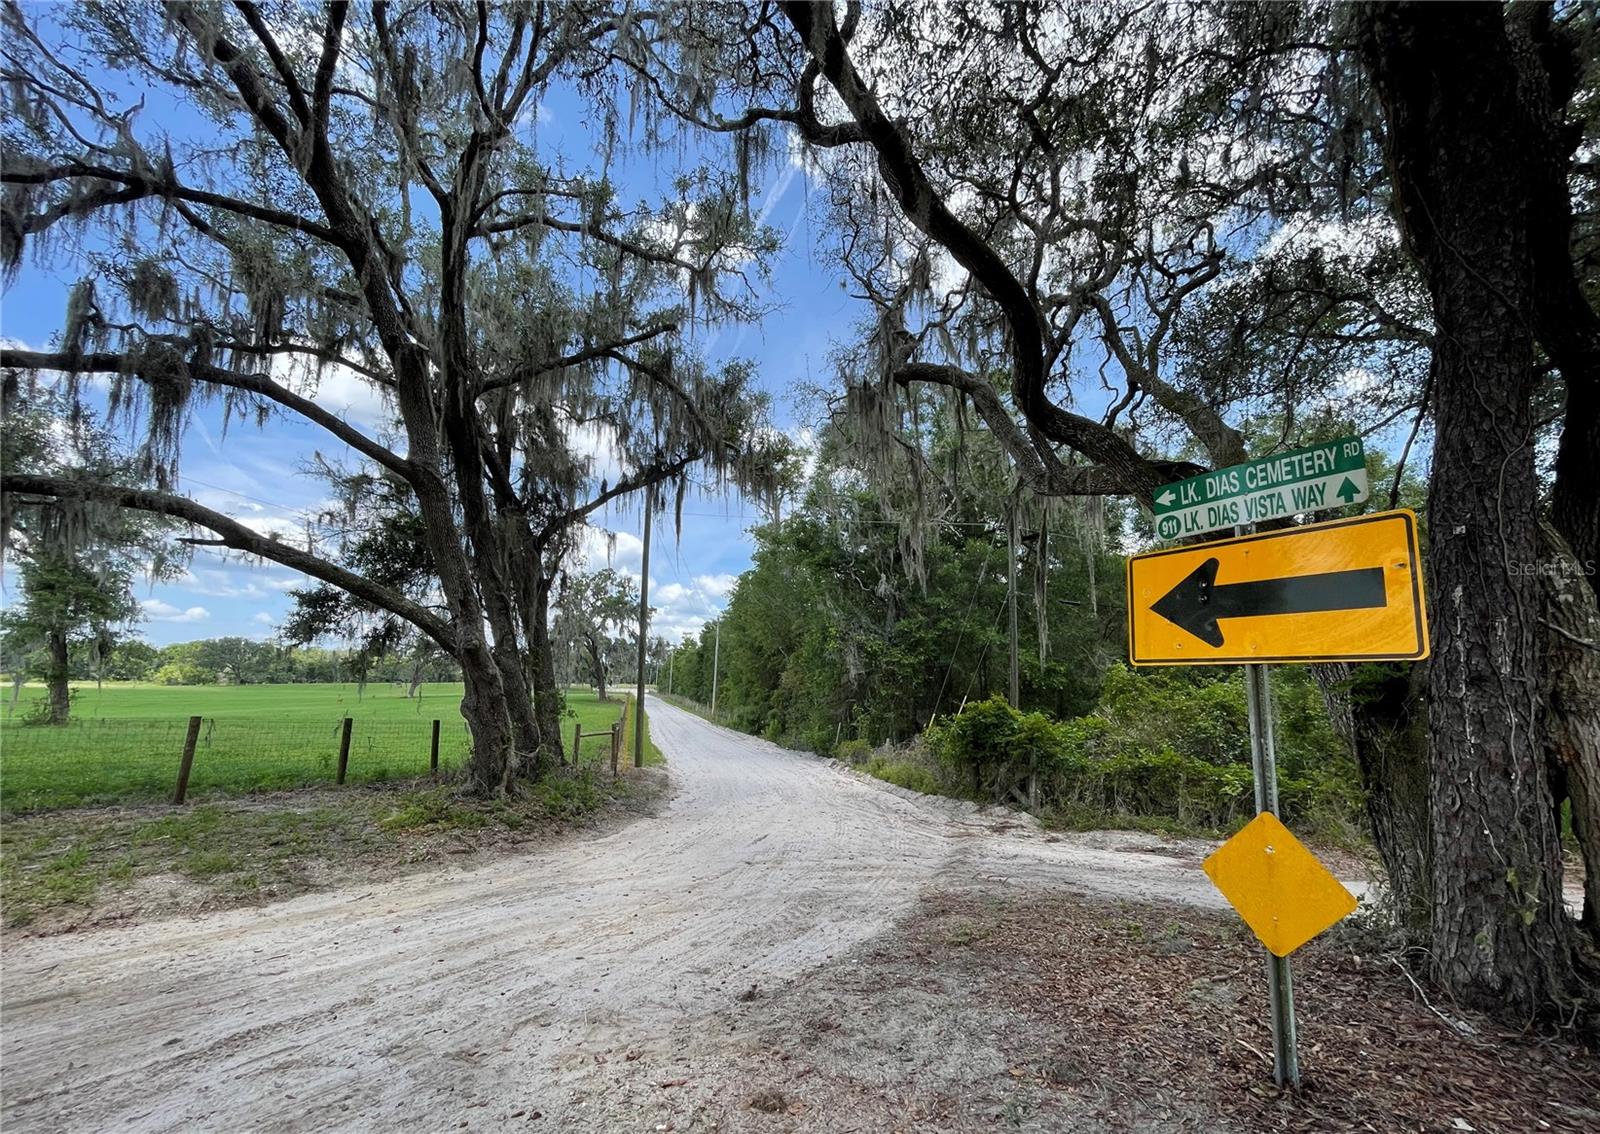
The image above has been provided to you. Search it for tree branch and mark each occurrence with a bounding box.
[778,1,1171,499]
[2,473,455,652]
[477,322,680,396]
[893,362,1201,497]
[1,347,412,481]
[542,453,697,539]
[2,159,341,244]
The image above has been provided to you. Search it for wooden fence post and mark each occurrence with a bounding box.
[572,719,582,767]
[611,720,621,778]
[173,715,202,805]
[337,717,353,784]
[430,719,441,777]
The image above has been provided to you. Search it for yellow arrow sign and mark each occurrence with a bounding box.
[1126,509,1429,665]
[1203,812,1358,957]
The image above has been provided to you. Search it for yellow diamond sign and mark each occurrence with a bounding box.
[1203,812,1358,957]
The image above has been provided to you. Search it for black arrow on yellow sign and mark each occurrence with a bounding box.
[1150,559,1387,648]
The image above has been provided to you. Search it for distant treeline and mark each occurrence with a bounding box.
[21,637,463,688]
[663,499,1359,836]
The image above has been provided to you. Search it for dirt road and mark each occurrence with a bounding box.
[1,697,1317,1132]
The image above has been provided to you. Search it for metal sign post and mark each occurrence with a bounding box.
[1243,660,1300,1088]
[1132,455,1402,1092]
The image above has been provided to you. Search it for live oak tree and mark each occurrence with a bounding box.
[0,379,173,723]
[1355,0,1600,1019]
[550,566,641,704]
[0,1,785,789]
[660,0,1596,1021]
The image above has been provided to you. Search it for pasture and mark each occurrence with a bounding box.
[0,683,636,813]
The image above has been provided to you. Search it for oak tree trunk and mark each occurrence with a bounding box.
[1362,1,1583,1016]
[1541,522,1600,941]
[46,627,70,725]
[525,561,565,771]
[391,344,516,794]
[1313,662,1432,933]
[591,638,608,704]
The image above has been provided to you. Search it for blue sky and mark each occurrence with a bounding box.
[0,25,864,647]
[2,14,1431,652]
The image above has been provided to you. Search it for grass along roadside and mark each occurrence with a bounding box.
[654,691,719,727]
[618,692,665,767]
[0,768,663,933]
[1,695,666,931]
[1,683,627,813]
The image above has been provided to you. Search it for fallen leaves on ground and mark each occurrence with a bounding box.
[917,890,1598,1134]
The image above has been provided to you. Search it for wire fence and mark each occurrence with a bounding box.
[0,715,472,813]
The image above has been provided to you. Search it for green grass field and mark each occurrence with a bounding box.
[0,682,634,813]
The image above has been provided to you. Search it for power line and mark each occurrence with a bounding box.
[178,475,306,515]
[670,508,1004,530]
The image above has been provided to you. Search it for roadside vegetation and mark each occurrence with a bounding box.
[0,771,658,933]
[665,476,1365,843]
[0,684,632,812]
[0,684,663,930]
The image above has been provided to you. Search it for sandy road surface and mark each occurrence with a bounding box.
[1,697,1305,1132]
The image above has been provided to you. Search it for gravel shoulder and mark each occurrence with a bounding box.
[7,696,1545,1134]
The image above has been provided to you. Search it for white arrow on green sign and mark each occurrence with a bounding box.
[1153,436,1368,541]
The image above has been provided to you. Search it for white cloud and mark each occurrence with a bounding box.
[142,599,211,624]
[301,364,396,433]
[581,528,645,571]
[267,352,395,435]
[568,525,739,644]
[695,573,737,601]
[238,513,310,543]
[252,611,276,626]
[564,419,626,485]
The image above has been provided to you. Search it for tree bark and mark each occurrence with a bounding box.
[1313,662,1432,934]
[1361,1,1584,1016]
[587,635,609,704]
[525,557,565,771]
[1540,522,1600,942]
[390,346,516,796]
[46,627,70,725]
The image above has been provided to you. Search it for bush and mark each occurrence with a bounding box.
[863,756,941,795]
[834,738,872,765]
[935,696,1070,801]
[921,685,1358,836]
[18,688,75,726]
[529,767,607,819]
[153,661,213,686]
[1056,748,1256,829]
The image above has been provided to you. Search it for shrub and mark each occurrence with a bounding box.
[936,696,1071,802]
[1054,748,1256,829]
[835,738,872,765]
[864,756,941,795]
[18,688,75,726]
[153,661,212,686]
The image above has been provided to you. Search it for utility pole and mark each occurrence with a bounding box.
[634,484,653,768]
[710,617,721,718]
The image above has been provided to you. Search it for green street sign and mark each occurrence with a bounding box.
[1153,437,1368,541]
